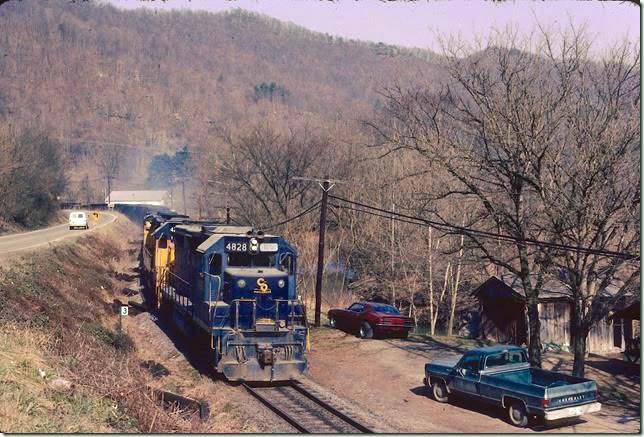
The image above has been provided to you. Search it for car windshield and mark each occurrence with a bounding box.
[370,304,400,315]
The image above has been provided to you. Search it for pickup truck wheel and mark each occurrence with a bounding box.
[432,381,449,403]
[329,316,337,328]
[359,322,373,339]
[508,401,529,427]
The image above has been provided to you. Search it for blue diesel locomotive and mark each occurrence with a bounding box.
[146,218,308,382]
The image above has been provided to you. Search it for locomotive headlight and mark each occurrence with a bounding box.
[277,279,285,288]
[249,237,259,251]
[237,279,246,288]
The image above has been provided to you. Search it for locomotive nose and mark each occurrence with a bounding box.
[225,270,288,296]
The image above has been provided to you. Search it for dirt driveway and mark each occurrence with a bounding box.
[306,327,641,433]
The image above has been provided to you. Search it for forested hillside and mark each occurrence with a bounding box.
[0,1,639,378]
[0,1,436,148]
[0,0,441,210]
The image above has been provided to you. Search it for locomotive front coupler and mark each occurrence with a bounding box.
[256,343,275,366]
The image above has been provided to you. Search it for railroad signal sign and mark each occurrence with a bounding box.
[120,306,128,316]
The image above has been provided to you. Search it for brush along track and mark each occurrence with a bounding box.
[242,381,374,433]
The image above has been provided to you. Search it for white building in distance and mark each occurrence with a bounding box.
[106,190,169,208]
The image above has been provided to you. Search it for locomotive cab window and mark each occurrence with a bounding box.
[227,253,276,267]
[158,238,167,249]
[209,254,222,275]
[279,253,295,274]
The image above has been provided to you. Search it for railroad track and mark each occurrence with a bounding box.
[242,381,374,433]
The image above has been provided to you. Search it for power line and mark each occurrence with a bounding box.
[330,203,433,228]
[330,196,639,260]
[258,199,322,232]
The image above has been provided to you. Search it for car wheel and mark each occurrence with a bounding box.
[400,330,409,339]
[432,380,449,403]
[508,400,529,427]
[69,226,73,230]
[359,322,373,339]
[329,316,337,329]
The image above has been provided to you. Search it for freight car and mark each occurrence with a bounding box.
[142,215,308,382]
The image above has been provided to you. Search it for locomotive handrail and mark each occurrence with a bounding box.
[231,298,303,330]
[166,269,190,285]
[204,273,221,304]
[274,299,301,329]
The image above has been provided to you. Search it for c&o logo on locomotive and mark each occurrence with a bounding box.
[254,278,271,294]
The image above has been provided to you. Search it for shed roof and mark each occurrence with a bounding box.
[472,272,629,303]
[107,190,168,202]
[609,301,641,321]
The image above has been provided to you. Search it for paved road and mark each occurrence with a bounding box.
[0,212,116,255]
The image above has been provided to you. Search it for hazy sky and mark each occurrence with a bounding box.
[108,0,640,54]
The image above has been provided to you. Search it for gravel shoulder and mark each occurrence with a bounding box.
[305,327,641,433]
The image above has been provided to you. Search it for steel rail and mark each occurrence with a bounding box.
[241,383,312,433]
[243,381,373,434]
[287,381,374,433]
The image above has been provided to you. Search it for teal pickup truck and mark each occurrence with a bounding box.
[423,345,601,427]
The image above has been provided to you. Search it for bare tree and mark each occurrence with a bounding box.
[95,145,124,205]
[217,124,330,225]
[447,226,465,337]
[367,28,640,372]
[535,38,640,376]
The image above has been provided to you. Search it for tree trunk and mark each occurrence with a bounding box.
[569,298,579,355]
[571,324,589,377]
[431,262,450,335]
[428,227,434,335]
[570,297,589,377]
[447,291,457,337]
[526,298,542,368]
[447,230,464,337]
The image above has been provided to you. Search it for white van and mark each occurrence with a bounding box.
[69,211,88,230]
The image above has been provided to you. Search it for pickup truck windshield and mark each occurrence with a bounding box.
[484,350,527,368]
[460,354,481,371]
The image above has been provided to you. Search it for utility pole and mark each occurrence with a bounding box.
[314,179,329,327]
[391,202,395,306]
[205,182,234,224]
[293,176,346,327]
[107,176,112,208]
[181,178,187,215]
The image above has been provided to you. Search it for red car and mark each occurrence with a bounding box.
[328,302,414,339]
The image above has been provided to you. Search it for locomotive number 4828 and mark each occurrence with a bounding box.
[225,242,248,252]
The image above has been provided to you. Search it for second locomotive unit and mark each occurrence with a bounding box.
[142,212,308,382]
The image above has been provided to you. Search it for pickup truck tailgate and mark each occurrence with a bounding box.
[546,381,597,408]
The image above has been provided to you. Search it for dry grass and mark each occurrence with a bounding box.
[0,324,115,432]
[0,216,207,432]
[0,210,69,236]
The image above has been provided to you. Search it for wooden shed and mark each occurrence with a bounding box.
[472,273,634,355]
